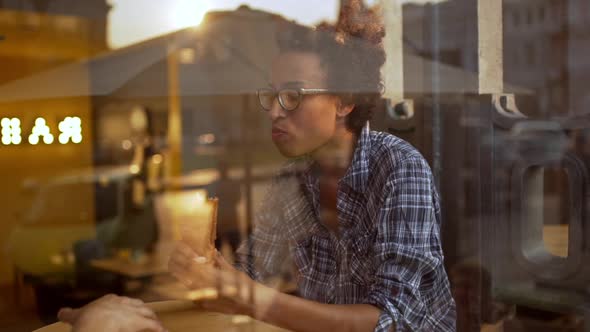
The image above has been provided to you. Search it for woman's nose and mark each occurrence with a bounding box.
[267,98,286,121]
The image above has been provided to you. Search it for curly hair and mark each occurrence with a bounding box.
[276,0,386,134]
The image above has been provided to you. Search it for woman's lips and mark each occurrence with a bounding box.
[271,128,288,140]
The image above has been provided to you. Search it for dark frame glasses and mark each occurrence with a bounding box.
[257,87,330,112]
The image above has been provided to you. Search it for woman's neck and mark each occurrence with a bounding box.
[311,127,357,178]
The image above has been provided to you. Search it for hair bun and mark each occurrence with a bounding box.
[336,0,385,46]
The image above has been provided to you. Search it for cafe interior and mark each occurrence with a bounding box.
[0,0,589,331]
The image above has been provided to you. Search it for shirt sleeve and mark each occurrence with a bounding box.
[363,156,456,332]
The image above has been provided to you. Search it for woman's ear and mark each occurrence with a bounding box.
[336,103,355,118]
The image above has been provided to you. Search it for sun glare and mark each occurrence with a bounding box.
[169,0,210,29]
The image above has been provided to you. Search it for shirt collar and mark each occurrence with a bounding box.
[340,121,371,193]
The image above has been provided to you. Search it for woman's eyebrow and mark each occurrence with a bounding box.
[279,81,306,88]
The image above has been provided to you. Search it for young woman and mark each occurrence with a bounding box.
[169,2,456,331]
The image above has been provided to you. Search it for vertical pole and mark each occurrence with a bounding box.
[431,3,442,189]
[477,1,504,326]
[478,0,504,94]
[242,95,253,234]
[167,46,183,177]
[380,0,404,105]
[563,0,571,115]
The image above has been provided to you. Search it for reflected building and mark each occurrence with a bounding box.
[400,0,590,117]
[503,0,588,117]
[394,0,590,330]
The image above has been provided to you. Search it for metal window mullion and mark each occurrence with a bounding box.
[380,0,405,105]
[478,0,504,94]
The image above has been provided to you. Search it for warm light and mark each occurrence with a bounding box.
[29,117,53,145]
[232,316,252,325]
[130,106,148,131]
[58,116,82,144]
[130,164,141,174]
[187,287,218,301]
[169,189,208,213]
[179,48,196,64]
[195,191,206,205]
[198,133,215,144]
[50,254,64,265]
[168,0,210,29]
[122,139,133,150]
[152,154,163,164]
[99,176,110,187]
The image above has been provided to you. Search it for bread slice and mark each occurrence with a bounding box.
[182,197,218,261]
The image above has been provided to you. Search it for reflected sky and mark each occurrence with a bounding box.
[108,0,444,48]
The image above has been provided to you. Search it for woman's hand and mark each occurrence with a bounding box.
[57,294,166,332]
[167,241,276,319]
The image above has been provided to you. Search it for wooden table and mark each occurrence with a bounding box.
[90,256,169,279]
[33,300,289,332]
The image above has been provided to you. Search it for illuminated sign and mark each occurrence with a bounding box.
[29,117,54,145]
[1,116,82,146]
[58,116,82,144]
[1,118,22,145]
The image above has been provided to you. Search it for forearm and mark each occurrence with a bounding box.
[256,288,381,332]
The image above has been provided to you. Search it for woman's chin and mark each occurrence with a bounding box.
[275,143,305,159]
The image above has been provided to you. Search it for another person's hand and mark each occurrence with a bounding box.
[57,294,166,332]
[168,242,276,319]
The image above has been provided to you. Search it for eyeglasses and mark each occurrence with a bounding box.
[257,87,330,112]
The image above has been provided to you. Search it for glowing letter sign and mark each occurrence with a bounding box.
[29,117,54,145]
[0,116,82,146]
[58,116,82,144]
[1,118,22,145]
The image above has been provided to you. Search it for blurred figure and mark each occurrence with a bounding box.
[57,294,166,332]
[112,106,160,253]
[206,160,242,252]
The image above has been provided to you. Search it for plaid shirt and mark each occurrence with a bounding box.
[236,123,456,331]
